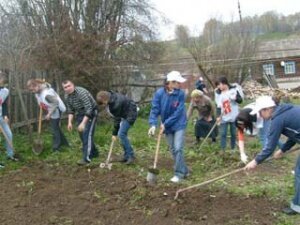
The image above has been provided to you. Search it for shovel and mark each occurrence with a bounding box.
[32,105,44,155]
[147,132,162,185]
[100,139,115,170]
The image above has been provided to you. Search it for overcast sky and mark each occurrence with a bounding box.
[151,0,300,40]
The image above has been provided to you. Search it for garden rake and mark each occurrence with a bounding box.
[174,167,244,200]
[174,146,300,200]
[100,138,115,170]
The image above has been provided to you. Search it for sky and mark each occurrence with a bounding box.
[151,0,300,40]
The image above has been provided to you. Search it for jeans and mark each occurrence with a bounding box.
[166,129,189,178]
[291,155,300,213]
[50,118,69,150]
[220,122,236,150]
[259,119,284,149]
[0,118,14,157]
[76,110,98,162]
[118,119,134,160]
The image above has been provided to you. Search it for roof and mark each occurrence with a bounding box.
[256,38,300,60]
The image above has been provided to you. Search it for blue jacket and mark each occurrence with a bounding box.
[148,87,187,134]
[255,104,300,164]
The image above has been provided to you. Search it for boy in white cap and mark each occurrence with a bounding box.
[148,71,189,183]
[245,95,300,215]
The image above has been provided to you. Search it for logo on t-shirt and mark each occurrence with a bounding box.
[223,99,231,114]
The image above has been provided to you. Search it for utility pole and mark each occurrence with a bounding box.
[237,0,245,83]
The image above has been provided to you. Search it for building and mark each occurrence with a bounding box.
[255,38,300,89]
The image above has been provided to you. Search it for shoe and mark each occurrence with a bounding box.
[193,138,200,145]
[282,207,298,215]
[53,148,60,152]
[89,151,99,159]
[0,163,4,168]
[7,156,19,162]
[184,172,191,178]
[117,158,128,163]
[77,159,90,166]
[170,175,182,183]
[125,157,135,165]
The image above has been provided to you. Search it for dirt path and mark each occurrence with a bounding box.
[0,162,281,225]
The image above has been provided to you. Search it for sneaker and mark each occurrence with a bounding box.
[125,157,135,165]
[117,158,128,163]
[170,175,182,183]
[282,207,298,215]
[77,159,90,166]
[7,156,19,162]
[0,163,4,168]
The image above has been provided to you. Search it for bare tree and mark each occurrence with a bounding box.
[0,0,161,95]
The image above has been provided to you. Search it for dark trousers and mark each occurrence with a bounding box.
[195,118,218,140]
[76,110,98,162]
[50,118,69,151]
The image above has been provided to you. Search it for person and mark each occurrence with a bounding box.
[62,80,99,165]
[215,77,239,151]
[27,79,69,152]
[195,76,208,94]
[96,91,138,164]
[0,72,18,166]
[245,96,300,215]
[148,71,189,183]
[187,89,217,144]
[236,99,285,163]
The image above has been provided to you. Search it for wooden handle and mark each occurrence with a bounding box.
[106,139,115,164]
[38,105,43,134]
[0,125,14,150]
[198,119,218,150]
[175,168,244,200]
[153,133,162,169]
[174,146,300,200]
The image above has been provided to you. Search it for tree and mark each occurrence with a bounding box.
[0,0,161,95]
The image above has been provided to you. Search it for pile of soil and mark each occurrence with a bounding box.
[0,162,282,225]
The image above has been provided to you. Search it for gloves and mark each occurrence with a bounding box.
[148,126,156,137]
[240,152,248,164]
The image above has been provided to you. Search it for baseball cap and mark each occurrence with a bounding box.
[166,71,186,83]
[250,96,276,115]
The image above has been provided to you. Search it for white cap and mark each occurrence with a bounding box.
[250,96,276,115]
[166,71,186,83]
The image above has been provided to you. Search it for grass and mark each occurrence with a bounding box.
[0,107,299,224]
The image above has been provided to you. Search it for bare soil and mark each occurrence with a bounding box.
[0,161,283,225]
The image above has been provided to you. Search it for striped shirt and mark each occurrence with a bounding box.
[65,86,97,118]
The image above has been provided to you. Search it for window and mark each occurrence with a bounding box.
[262,64,274,75]
[284,61,296,75]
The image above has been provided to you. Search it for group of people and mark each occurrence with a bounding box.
[191,74,300,215]
[0,70,299,215]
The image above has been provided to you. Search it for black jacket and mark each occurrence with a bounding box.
[108,91,138,135]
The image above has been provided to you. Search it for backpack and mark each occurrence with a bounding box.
[231,83,244,104]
